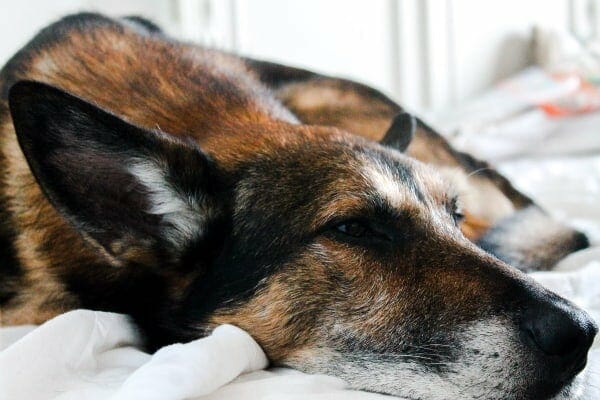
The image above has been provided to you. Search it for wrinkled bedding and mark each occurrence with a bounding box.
[1,108,600,399]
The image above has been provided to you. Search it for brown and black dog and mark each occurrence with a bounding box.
[0,13,596,400]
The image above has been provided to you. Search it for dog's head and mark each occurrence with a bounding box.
[262,69,590,271]
[9,81,597,400]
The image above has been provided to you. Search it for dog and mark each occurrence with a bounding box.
[0,13,596,400]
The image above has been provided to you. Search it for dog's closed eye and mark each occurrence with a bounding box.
[449,196,464,226]
[333,220,392,242]
[336,221,369,237]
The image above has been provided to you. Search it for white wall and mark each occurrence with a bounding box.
[234,0,397,102]
[450,0,570,104]
[0,0,593,113]
[227,0,575,113]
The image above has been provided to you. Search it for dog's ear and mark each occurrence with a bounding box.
[380,112,416,152]
[9,80,225,265]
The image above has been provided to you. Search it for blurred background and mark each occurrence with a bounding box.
[2,0,600,160]
[2,0,599,111]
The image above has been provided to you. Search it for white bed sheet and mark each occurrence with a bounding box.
[1,148,600,400]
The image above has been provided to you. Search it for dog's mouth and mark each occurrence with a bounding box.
[278,310,596,400]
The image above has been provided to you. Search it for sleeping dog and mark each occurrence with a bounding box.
[0,13,596,400]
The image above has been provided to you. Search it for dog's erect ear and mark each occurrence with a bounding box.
[9,81,224,265]
[380,112,416,152]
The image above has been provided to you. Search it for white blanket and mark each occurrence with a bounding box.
[1,151,600,399]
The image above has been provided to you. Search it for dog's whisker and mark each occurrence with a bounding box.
[466,167,493,178]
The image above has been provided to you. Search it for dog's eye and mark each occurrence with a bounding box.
[336,221,370,238]
[334,220,391,242]
[449,197,464,225]
[453,209,465,225]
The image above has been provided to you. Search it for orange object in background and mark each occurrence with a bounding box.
[538,72,600,116]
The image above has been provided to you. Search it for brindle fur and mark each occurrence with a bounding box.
[0,14,595,400]
[243,59,589,269]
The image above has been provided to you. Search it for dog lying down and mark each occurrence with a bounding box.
[0,13,596,400]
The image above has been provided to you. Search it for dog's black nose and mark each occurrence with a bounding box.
[520,297,597,380]
[572,231,590,252]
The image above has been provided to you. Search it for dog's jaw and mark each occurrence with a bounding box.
[281,318,587,400]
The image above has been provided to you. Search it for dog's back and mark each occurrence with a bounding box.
[0,14,297,135]
[0,13,301,324]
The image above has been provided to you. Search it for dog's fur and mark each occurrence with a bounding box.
[0,14,596,400]
[243,59,590,270]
